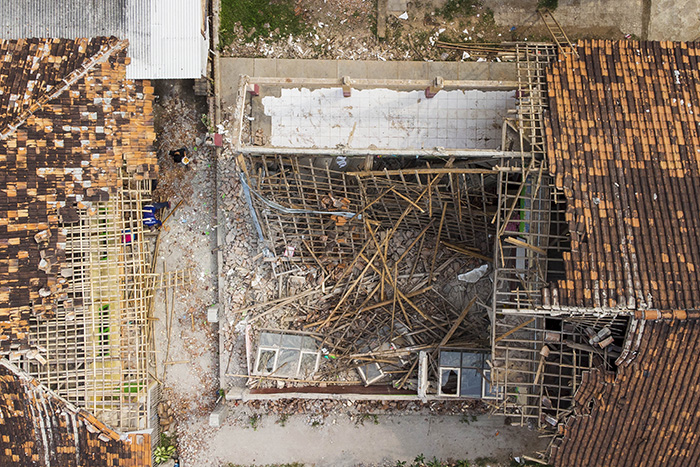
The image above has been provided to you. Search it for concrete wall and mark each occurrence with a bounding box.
[486,0,644,37]
[648,0,700,41]
[487,0,700,41]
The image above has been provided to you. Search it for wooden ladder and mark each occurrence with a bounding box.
[538,8,579,58]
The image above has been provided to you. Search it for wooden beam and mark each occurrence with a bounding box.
[439,296,477,347]
[504,236,546,256]
[494,318,536,343]
[347,168,498,177]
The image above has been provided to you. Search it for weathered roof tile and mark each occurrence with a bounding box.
[546,40,700,311]
[0,359,151,466]
[0,38,157,351]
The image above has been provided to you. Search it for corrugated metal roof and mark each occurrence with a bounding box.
[0,0,206,79]
[136,0,207,79]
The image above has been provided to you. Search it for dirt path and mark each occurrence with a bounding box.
[174,411,546,467]
[151,80,220,461]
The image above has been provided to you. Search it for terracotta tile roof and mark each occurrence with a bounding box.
[0,359,151,466]
[0,37,157,352]
[549,320,700,466]
[545,40,700,311]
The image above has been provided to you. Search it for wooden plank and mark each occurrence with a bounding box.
[504,236,546,256]
[494,318,536,343]
[438,296,477,347]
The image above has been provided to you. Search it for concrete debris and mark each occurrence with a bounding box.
[458,264,489,283]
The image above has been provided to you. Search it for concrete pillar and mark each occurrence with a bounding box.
[207,304,219,323]
[246,83,259,96]
[209,401,228,427]
[342,76,352,97]
[424,76,444,98]
[417,351,428,401]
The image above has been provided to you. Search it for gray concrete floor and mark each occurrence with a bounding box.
[201,412,546,467]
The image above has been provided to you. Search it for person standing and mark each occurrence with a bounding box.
[143,201,171,230]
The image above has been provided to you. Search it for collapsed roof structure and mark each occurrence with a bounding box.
[226,68,522,398]
[225,32,700,465]
[0,37,159,462]
[0,360,151,466]
[542,39,700,465]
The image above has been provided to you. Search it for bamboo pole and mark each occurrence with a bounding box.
[161,199,184,225]
[438,296,477,347]
[441,241,492,263]
[429,203,448,284]
[494,318,537,343]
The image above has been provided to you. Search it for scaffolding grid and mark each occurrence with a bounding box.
[244,154,501,275]
[490,314,629,427]
[23,173,154,431]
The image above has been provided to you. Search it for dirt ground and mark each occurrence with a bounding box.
[221,0,699,63]
[151,80,220,461]
[220,0,654,62]
[222,0,526,61]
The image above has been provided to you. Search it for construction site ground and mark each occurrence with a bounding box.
[221,0,698,61]
[151,2,698,465]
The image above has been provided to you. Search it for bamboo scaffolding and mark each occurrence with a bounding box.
[26,172,154,431]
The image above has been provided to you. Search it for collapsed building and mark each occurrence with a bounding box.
[223,35,700,465]
[0,37,158,465]
[224,65,521,399]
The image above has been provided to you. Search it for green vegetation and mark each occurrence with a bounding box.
[481,8,495,26]
[201,113,215,133]
[537,0,558,11]
[474,457,498,467]
[220,0,306,45]
[276,413,290,427]
[246,414,262,430]
[460,414,479,424]
[395,454,470,467]
[355,413,380,426]
[154,433,178,464]
[154,445,176,464]
[436,0,480,21]
[393,454,552,467]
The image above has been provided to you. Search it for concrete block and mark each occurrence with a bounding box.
[276,59,337,78]
[395,61,429,80]
[209,402,228,428]
[428,62,461,81]
[220,58,254,107]
[207,304,219,323]
[224,386,245,400]
[337,60,368,79]
[488,62,518,82]
[253,58,277,77]
[365,61,398,79]
[387,0,408,14]
[457,62,490,81]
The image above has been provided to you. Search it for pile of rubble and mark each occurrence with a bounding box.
[218,153,498,396]
[241,398,486,416]
[221,0,512,62]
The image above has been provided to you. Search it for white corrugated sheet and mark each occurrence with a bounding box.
[128,0,208,79]
[0,0,207,80]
